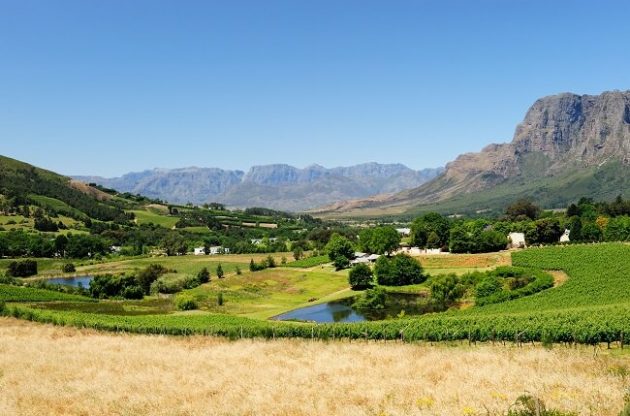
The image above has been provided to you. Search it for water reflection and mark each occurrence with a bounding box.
[273,292,430,323]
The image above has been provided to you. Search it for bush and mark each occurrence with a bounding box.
[62,263,76,273]
[89,274,143,299]
[197,267,210,284]
[506,394,577,416]
[348,264,374,290]
[217,292,224,306]
[136,264,169,294]
[216,263,224,278]
[235,266,242,275]
[374,254,425,286]
[429,274,466,309]
[475,277,502,298]
[176,296,198,311]
[121,285,144,300]
[7,260,38,277]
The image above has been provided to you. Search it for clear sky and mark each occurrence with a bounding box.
[2,0,630,177]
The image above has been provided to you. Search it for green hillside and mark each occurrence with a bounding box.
[404,160,629,218]
[0,155,128,221]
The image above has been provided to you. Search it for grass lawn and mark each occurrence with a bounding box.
[129,209,179,228]
[74,253,294,279]
[184,267,351,319]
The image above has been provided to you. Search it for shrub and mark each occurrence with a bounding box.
[348,264,374,289]
[7,260,38,277]
[121,285,144,300]
[216,264,224,278]
[89,274,143,299]
[136,264,169,294]
[217,292,224,306]
[62,263,76,273]
[429,274,465,309]
[235,266,242,275]
[196,267,210,284]
[475,277,502,298]
[506,394,577,416]
[176,296,198,311]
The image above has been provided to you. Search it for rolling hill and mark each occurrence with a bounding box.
[314,90,630,217]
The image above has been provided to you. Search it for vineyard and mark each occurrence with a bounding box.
[1,243,629,345]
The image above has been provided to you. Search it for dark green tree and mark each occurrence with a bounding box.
[197,267,210,284]
[348,263,374,289]
[374,254,425,286]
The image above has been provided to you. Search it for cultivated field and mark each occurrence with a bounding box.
[0,317,627,416]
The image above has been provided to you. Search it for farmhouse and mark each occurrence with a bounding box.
[560,229,571,243]
[396,227,411,236]
[350,252,381,265]
[507,232,526,249]
[194,246,230,255]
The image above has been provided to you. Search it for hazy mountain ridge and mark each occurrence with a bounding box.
[315,90,630,216]
[75,163,443,211]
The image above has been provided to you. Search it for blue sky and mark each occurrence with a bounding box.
[1,0,630,177]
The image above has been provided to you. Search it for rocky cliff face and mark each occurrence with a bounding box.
[75,163,443,211]
[316,90,630,215]
[442,91,630,187]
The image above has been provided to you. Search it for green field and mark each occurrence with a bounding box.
[184,267,350,319]
[129,209,179,228]
[2,243,630,346]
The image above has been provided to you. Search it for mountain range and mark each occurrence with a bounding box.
[75,164,444,212]
[314,90,630,217]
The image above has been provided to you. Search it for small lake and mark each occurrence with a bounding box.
[45,276,94,288]
[273,292,432,323]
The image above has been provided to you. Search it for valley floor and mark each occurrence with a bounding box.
[0,317,627,416]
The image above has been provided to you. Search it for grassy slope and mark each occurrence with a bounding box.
[184,266,350,319]
[129,209,179,228]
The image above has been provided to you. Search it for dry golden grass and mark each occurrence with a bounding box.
[0,318,627,415]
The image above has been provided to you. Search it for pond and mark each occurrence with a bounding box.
[45,276,94,288]
[272,292,433,323]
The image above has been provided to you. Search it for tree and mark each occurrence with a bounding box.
[216,263,224,279]
[429,274,465,309]
[333,255,350,271]
[293,246,304,261]
[374,254,425,286]
[136,264,168,294]
[197,267,210,284]
[505,199,541,221]
[526,218,562,245]
[325,234,354,269]
[426,231,440,249]
[348,263,374,290]
[160,232,187,256]
[359,226,401,254]
[7,260,38,277]
[410,212,450,248]
[477,230,508,252]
